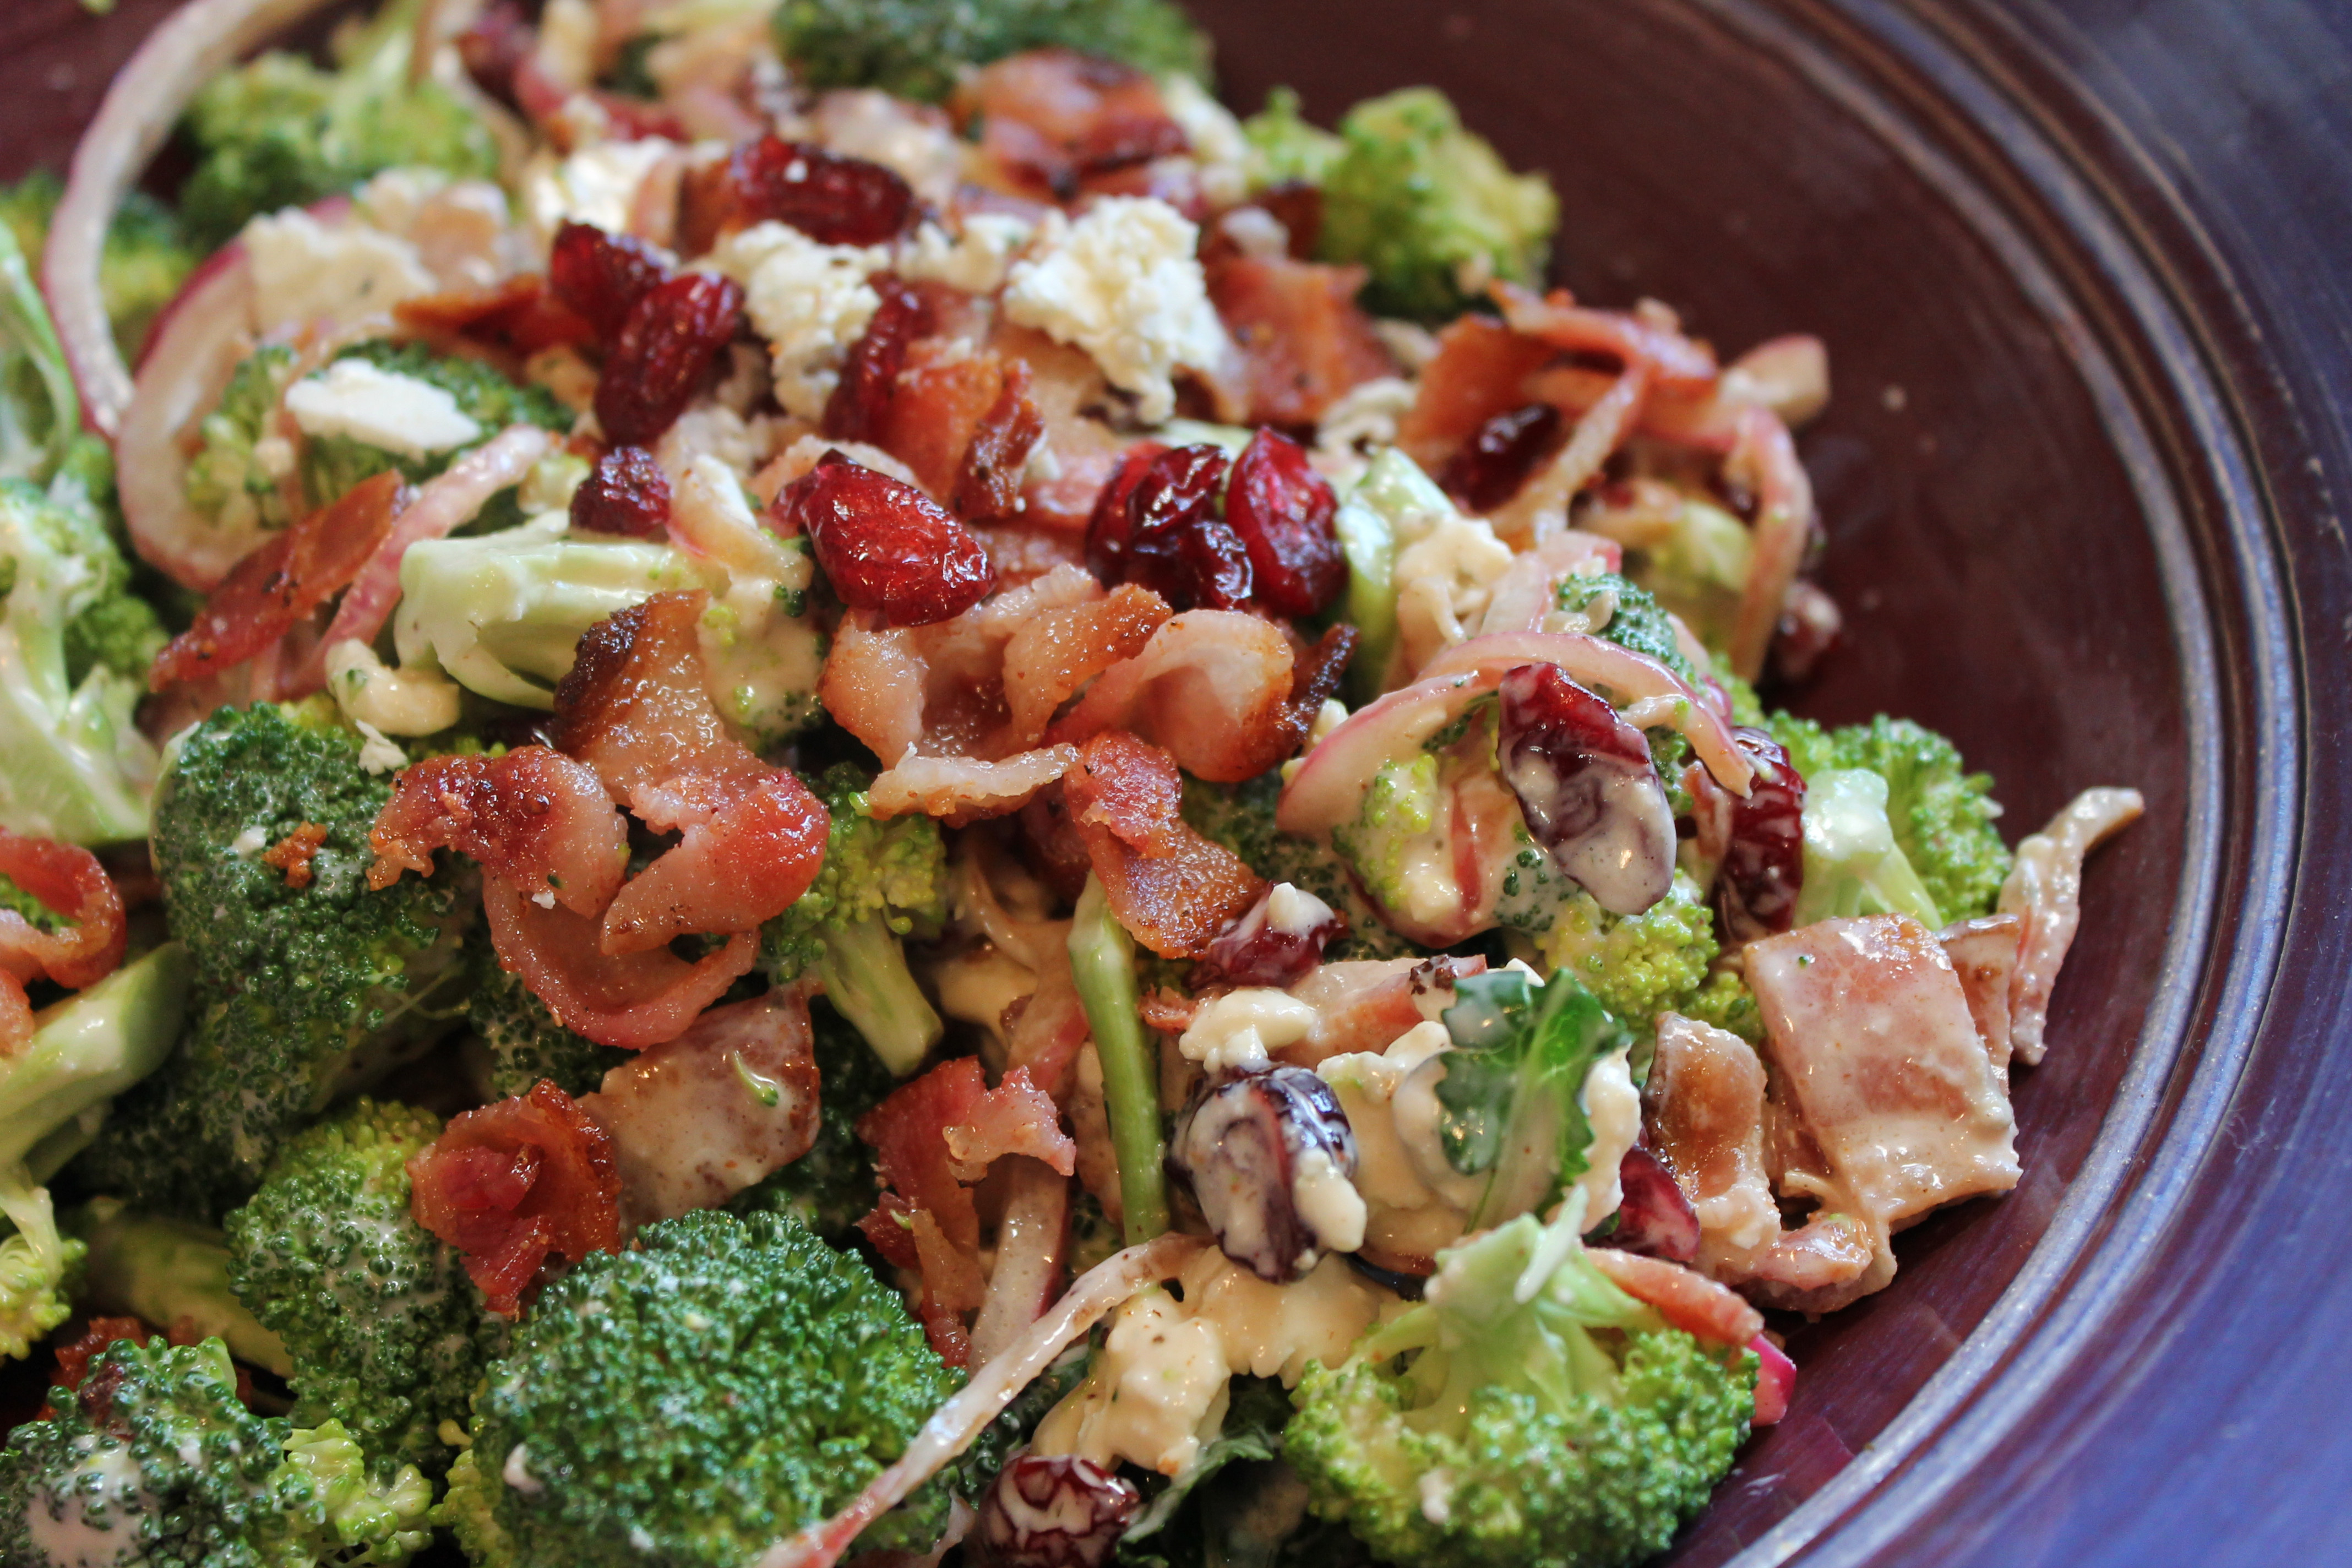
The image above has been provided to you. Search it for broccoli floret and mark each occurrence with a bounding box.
[464,946,629,1100]
[0,1336,433,1568]
[0,1179,79,1365]
[731,998,890,1243]
[1678,968,1763,1044]
[775,0,1211,104]
[224,1099,500,1476]
[1768,714,2010,921]
[0,169,197,364]
[1329,751,1443,932]
[1616,494,1754,655]
[1525,872,1718,1031]
[760,764,949,1076]
[297,340,570,515]
[1182,772,1419,961]
[76,1201,292,1375]
[1784,766,1944,930]
[69,701,475,1219]
[1556,571,1705,689]
[1249,86,1557,321]
[178,0,498,248]
[437,1208,964,1567]
[184,343,300,539]
[1284,1205,1753,1568]
[1244,87,1345,186]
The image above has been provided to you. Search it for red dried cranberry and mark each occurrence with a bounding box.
[1119,444,1250,612]
[1495,661,1677,916]
[721,136,916,246]
[1609,1145,1702,1261]
[1196,882,1346,988]
[1171,1065,1358,1283]
[570,447,672,536]
[971,1452,1142,1568]
[455,0,533,111]
[548,222,675,344]
[784,453,997,626]
[1226,427,1344,617]
[1707,725,1806,942]
[1083,442,1169,585]
[1441,401,1564,513]
[821,275,933,443]
[593,272,744,447]
[954,361,1046,521]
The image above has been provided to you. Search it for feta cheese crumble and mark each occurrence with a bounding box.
[241,208,434,335]
[709,222,890,420]
[286,360,483,460]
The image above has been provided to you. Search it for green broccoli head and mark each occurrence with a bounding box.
[730,998,890,1243]
[1182,771,1420,961]
[1677,967,1764,1045]
[1329,750,1444,933]
[0,170,197,367]
[0,1177,80,1364]
[1258,85,1558,321]
[296,340,570,515]
[1284,1207,1753,1568]
[1785,766,1945,930]
[178,0,499,248]
[760,764,949,1075]
[224,1098,502,1477]
[0,1336,433,1568]
[775,0,1211,104]
[69,701,475,1219]
[1556,571,1705,689]
[464,945,630,1101]
[1527,871,1719,1030]
[439,1208,963,1567]
[1769,713,2011,921]
[184,342,299,540]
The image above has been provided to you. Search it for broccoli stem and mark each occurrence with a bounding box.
[815,912,944,1077]
[1066,875,1168,1243]
[1334,497,1397,706]
[77,1202,292,1376]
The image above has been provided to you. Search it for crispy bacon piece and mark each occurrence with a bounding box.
[367,748,628,916]
[1207,254,1392,428]
[1942,913,2024,1072]
[858,1057,989,1363]
[961,50,1187,201]
[600,770,830,952]
[37,1317,153,1420]
[149,472,404,692]
[1396,315,1556,474]
[823,275,934,444]
[955,361,1047,522]
[1000,584,1170,748]
[878,341,1027,502]
[1490,282,1719,394]
[1999,787,2144,1066]
[259,824,328,890]
[1061,731,1265,957]
[782,456,998,627]
[1586,1248,1765,1349]
[943,1066,1077,1180]
[583,990,821,1226]
[1280,955,1485,1066]
[1047,611,1301,783]
[394,274,594,357]
[481,878,759,1050]
[868,747,1079,825]
[407,1080,623,1316]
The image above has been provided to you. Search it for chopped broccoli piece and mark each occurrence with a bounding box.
[224,1099,501,1476]
[463,945,629,1100]
[178,0,499,247]
[1617,493,1753,653]
[1789,767,1943,929]
[1284,1204,1753,1568]
[438,1208,963,1567]
[1070,873,1169,1243]
[0,169,197,365]
[1768,713,2011,921]
[1330,750,1444,930]
[1526,871,1719,1030]
[0,1337,433,1568]
[0,1178,78,1366]
[1556,571,1705,689]
[760,764,949,1076]
[75,1201,292,1375]
[184,342,300,539]
[69,701,475,1220]
[1678,967,1764,1044]
[1181,772,1419,961]
[1244,87,1345,187]
[776,0,1211,104]
[295,340,570,514]
[1340,448,1456,703]
[1248,86,1558,321]
[731,998,891,1244]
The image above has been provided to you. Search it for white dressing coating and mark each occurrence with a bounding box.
[1291,1145,1369,1256]
[521,137,676,250]
[286,360,483,460]
[1265,883,1338,938]
[1569,1047,1640,1224]
[1318,1021,1478,1258]
[326,639,462,738]
[1177,988,1317,1076]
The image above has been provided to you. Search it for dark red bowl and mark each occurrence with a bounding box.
[6,1,2346,1564]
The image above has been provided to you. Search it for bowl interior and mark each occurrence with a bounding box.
[0,1,2199,1561]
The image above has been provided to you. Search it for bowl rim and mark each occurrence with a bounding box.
[1682,1,2299,1561]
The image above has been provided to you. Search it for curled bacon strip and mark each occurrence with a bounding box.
[1062,731,1266,957]
[600,770,830,954]
[367,747,628,916]
[1999,787,2145,1066]
[1490,282,1719,394]
[1586,1246,1766,1349]
[481,879,759,1050]
[149,471,405,692]
[1047,611,1301,784]
[407,1079,623,1316]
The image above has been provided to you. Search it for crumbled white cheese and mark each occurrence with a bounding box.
[1178,987,1317,1076]
[286,360,483,460]
[326,638,463,739]
[522,137,679,253]
[1160,74,1258,208]
[1002,197,1228,423]
[352,721,409,777]
[230,825,270,858]
[709,222,889,419]
[1392,504,1514,676]
[242,207,435,335]
[503,1444,543,1495]
[1265,881,1337,938]
[896,215,1036,296]
[1214,205,1290,260]
[1571,1047,1641,1225]
[1291,1144,1369,1256]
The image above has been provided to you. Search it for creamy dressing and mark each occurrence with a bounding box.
[1177,989,1318,1076]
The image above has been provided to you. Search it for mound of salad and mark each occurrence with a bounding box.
[0,1,2144,1565]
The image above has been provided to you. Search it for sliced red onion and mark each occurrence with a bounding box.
[46,0,345,436]
[1719,335,1830,428]
[1724,407,1815,683]
[1751,1333,1797,1426]
[1495,662,1675,916]
[967,1160,1070,1368]
[114,241,258,590]
[1608,1146,1701,1263]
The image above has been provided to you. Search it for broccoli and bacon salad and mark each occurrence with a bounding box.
[0,0,2145,1563]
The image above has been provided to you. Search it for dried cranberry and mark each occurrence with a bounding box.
[1119,444,1250,612]
[1170,1065,1358,1282]
[1441,401,1564,513]
[954,361,1046,521]
[1226,427,1344,617]
[714,135,915,247]
[1495,662,1676,916]
[548,222,674,345]
[594,272,744,448]
[570,447,672,536]
[784,453,997,626]
[1083,442,1169,584]
[821,275,933,443]
[455,0,533,111]
[1196,883,1346,988]
[971,1452,1142,1568]
[1608,1145,1701,1261]
[1707,725,1806,943]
